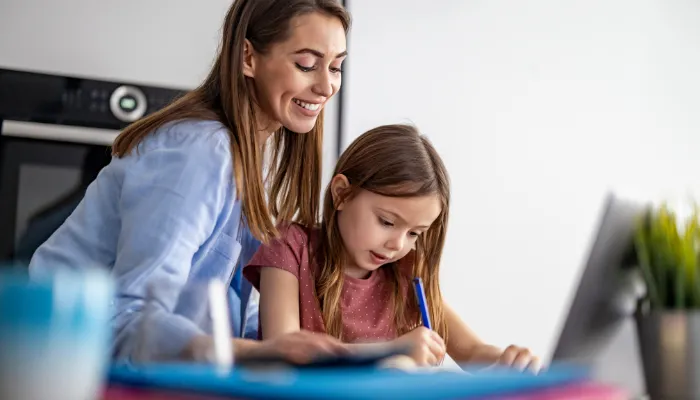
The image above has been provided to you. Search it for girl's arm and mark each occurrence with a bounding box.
[243,224,308,340]
[185,262,347,363]
[444,303,541,371]
[242,223,309,340]
[251,266,351,363]
[258,267,303,339]
[444,302,495,363]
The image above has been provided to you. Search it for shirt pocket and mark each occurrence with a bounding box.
[205,232,243,283]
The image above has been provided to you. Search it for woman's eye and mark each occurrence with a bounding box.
[295,63,314,72]
[330,66,343,74]
[409,231,420,237]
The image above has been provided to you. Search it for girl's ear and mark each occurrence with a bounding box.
[330,174,351,210]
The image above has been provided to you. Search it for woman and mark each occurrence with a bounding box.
[28,0,351,365]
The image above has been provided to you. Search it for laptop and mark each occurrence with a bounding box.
[550,192,648,398]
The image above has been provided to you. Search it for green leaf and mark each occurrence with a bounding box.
[634,213,662,308]
[691,206,700,308]
[675,259,685,309]
[648,207,670,305]
[636,201,700,309]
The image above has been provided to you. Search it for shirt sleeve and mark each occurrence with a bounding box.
[111,132,233,362]
[243,224,306,289]
[233,227,261,339]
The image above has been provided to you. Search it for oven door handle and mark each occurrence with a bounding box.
[1,120,119,146]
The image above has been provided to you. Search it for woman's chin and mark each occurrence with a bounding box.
[280,109,321,134]
[282,121,317,134]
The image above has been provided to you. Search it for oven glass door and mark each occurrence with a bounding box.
[0,135,112,265]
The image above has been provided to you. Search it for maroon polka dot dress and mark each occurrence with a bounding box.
[244,223,418,342]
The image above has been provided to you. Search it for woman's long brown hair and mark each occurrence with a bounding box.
[111,0,350,243]
[316,124,451,343]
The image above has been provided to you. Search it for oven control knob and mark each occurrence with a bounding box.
[110,85,147,123]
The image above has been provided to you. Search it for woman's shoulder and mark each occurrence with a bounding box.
[114,118,237,201]
[136,119,231,154]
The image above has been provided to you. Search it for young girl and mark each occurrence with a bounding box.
[244,124,540,371]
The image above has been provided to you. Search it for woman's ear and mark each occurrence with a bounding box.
[242,39,256,78]
[330,174,351,210]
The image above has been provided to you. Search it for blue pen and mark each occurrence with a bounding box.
[412,277,432,330]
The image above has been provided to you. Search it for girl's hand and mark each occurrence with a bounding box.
[494,344,542,373]
[394,326,446,366]
[378,354,419,371]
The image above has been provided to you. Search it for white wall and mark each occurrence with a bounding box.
[0,0,230,88]
[343,0,700,361]
[0,0,340,180]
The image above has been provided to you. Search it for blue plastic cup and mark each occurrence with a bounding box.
[0,268,114,400]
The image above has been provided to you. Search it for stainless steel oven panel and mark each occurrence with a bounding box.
[2,120,118,146]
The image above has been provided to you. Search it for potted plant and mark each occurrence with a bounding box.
[633,203,700,399]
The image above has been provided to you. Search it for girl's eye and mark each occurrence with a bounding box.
[330,66,343,74]
[409,231,420,238]
[379,217,394,227]
[295,63,314,72]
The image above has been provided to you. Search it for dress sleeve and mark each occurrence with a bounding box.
[243,223,308,289]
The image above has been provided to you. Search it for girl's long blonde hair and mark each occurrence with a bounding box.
[111,0,351,243]
[315,124,450,343]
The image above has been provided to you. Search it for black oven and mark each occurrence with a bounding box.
[0,68,186,265]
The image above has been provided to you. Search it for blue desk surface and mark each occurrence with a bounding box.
[109,363,589,400]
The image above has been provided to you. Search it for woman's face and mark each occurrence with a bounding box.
[244,12,347,134]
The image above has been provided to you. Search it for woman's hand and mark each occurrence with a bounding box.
[393,326,446,366]
[247,330,349,364]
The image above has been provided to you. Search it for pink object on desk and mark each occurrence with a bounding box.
[103,385,241,400]
[486,382,627,400]
[104,381,626,400]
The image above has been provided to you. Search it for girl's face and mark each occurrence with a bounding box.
[332,176,443,279]
[243,12,347,134]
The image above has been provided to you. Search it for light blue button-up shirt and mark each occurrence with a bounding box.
[28,119,260,361]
